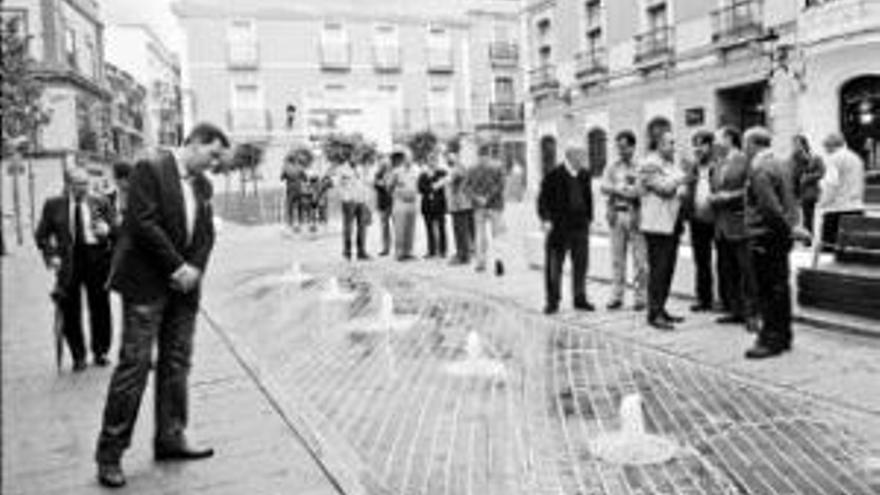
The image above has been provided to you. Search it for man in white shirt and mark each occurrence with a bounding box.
[818,133,866,250]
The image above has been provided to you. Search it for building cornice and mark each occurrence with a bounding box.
[172,1,471,28]
[34,66,112,101]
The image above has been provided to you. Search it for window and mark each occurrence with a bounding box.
[646,1,669,31]
[426,25,453,72]
[321,21,350,69]
[379,84,403,124]
[65,27,77,69]
[373,23,400,70]
[83,38,96,78]
[233,83,260,108]
[228,19,258,67]
[493,23,511,44]
[494,77,515,103]
[230,81,264,130]
[428,85,455,127]
[324,83,346,92]
[539,45,552,64]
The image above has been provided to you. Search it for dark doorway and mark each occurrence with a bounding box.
[586,127,607,177]
[646,117,672,151]
[840,76,880,177]
[540,135,557,178]
[716,81,768,133]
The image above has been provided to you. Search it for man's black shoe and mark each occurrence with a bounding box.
[94,354,110,367]
[543,305,559,315]
[648,317,675,331]
[378,250,390,257]
[745,345,784,359]
[633,302,647,312]
[690,303,712,312]
[495,260,505,276]
[97,463,126,488]
[606,300,623,310]
[357,253,371,261]
[573,300,595,312]
[662,311,684,323]
[716,314,746,324]
[154,445,215,462]
[72,360,87,372]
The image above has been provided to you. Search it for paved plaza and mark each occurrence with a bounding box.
[4,215,880,494]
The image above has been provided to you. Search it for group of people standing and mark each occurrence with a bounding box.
[325,137,513,275]
[540,125,865,360]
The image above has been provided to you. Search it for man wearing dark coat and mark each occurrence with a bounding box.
[94,123,229,488]
[538,141,595,315]
[35,166,115,371]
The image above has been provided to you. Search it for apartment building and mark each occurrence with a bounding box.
[523,0,880,201]
[173,0,524,180]
[2,0,111,208]
[105,24,184,147]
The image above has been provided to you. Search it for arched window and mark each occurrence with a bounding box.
[840,75,880,174]
[586,127,607,177]
[540,135,557,178]
[646,117,672,151]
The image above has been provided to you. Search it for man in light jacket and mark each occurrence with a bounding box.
[639,130,688,331]
[817,132,865,251]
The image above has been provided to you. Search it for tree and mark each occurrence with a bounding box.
[1,14,49,155]
[408,130,438,164]
[284,145,314,169]
[321,133,358,166]
[231,141,265,197]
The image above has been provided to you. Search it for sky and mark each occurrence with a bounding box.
[102,0,184,54]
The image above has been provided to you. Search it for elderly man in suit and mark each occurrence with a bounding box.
[710,127,758,331]
[94,123,229,488]
[743,127,800,359]
[639,130,689,330]
[538,138,594,314]
[35,167,116,371]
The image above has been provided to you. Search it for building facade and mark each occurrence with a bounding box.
[2,0,112,214]
[105,62,147,161]
[105,24,183,147]
[173,0,523,182]
[523,0,880,202]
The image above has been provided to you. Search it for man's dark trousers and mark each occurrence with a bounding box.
[750,234,792,350]
[62,243,112,362]
[644,232,680,320]
[96,292,198,463]
[423,213,447,257]
[342,201,369,257]
[716,237,756,318]
[545,228,589,308]
[689,219,715,307]
[451,210,473,261]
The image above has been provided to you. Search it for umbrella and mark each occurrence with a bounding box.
[53,303,64,371]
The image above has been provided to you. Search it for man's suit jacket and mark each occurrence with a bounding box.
[35,194,115,298]
[638,153,685,236]
[711,149,749,240]
[537,164,593,232]
[110,149,215,303]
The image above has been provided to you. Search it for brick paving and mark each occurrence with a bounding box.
[202,222,880,495]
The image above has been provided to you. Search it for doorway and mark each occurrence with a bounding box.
[716,81,768,133]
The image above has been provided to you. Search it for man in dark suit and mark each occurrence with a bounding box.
[743,127,800,359]
[538,140,594,315]
[681,130,718,312]
[94,123,229,488]
[709,127,758,331]
[35,167,115,371]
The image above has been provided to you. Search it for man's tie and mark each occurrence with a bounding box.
[74,199,85,246]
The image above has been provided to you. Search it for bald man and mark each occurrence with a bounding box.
[538,140,595,314]
[35,167,116,371]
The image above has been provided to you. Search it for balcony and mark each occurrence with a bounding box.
[479,102,524,131]
[227,41,259,69]
[489,42,519,68]
[427,48,454,74]
[227,108,271,140]
[320,42,351,72]
[799,0,880,46]
[575,47,608,81]
[634,26,674,67]
[373,44,401,73]
[711,0,764,46]
[528,65,560,94]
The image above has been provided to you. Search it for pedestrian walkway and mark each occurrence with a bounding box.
[1,241,339,495]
